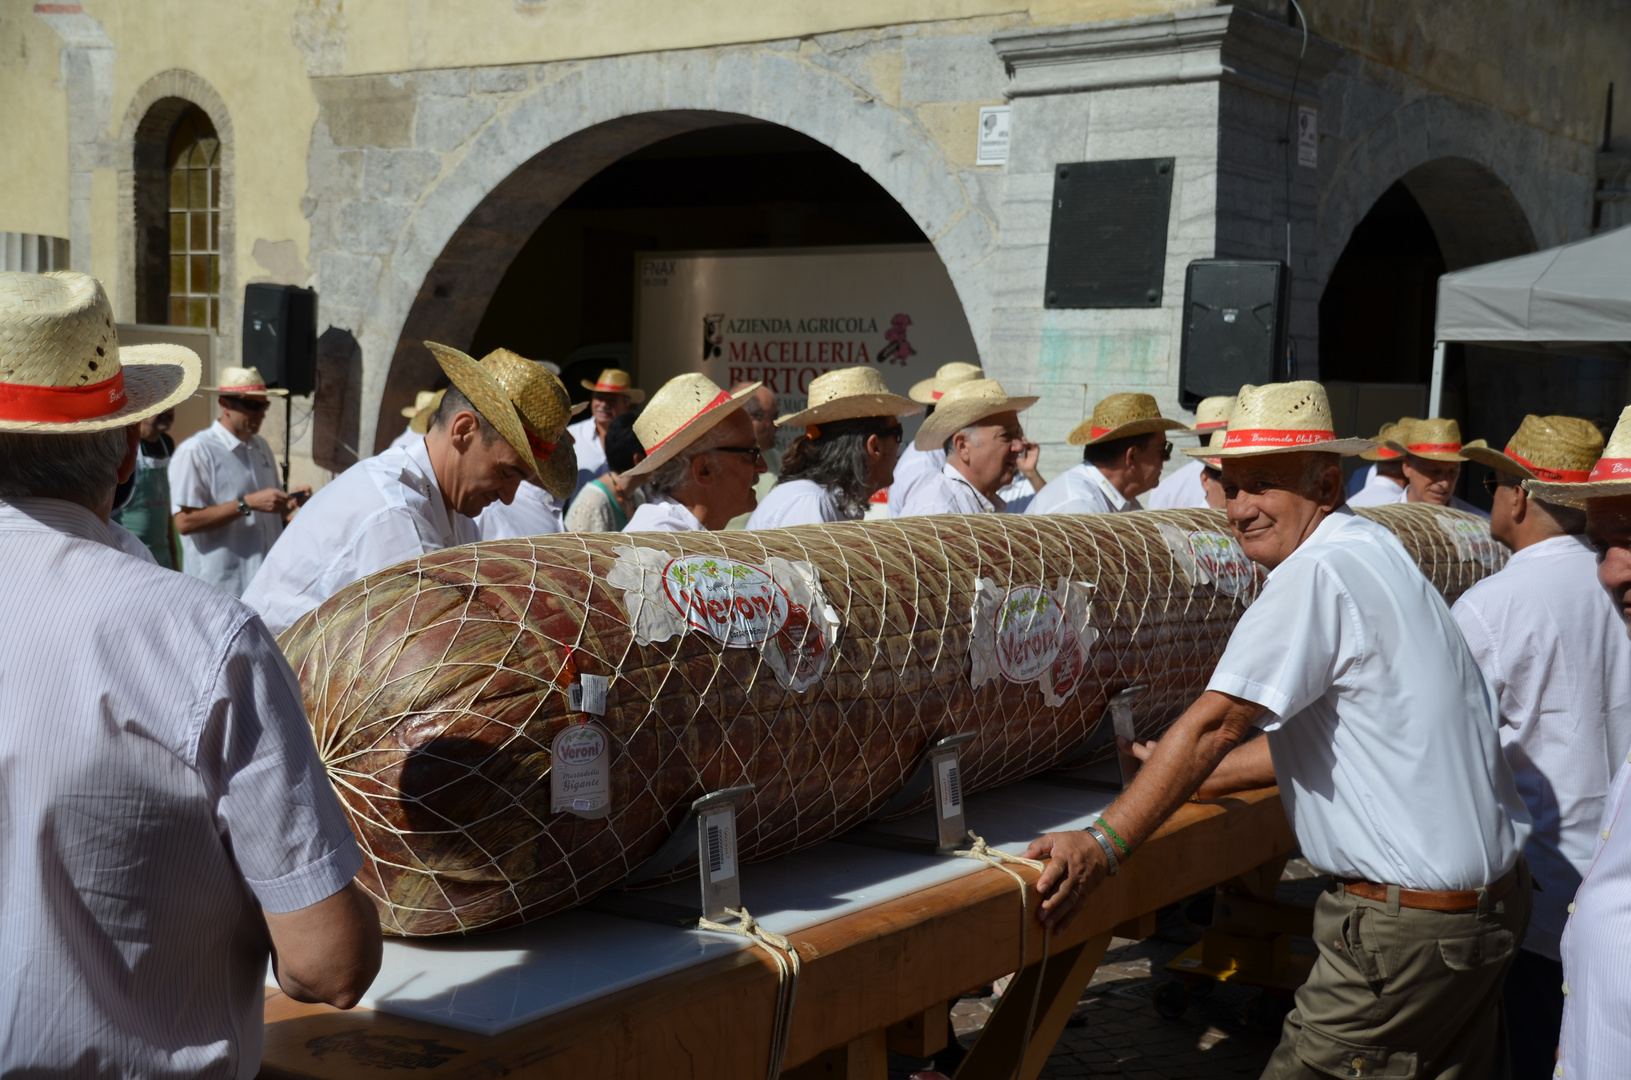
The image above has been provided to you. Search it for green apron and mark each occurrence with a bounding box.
[113,440,178,569]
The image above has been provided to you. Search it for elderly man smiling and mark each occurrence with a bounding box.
[1027,381,1531,1080]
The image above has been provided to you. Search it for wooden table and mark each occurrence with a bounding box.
[259,787,1294,1080]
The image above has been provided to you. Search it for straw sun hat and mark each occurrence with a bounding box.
[401,389,440,419]
[1524,406,1630,507]
[1191,395,1235,432]
[1386,417,1471,462]
[909,361,984,405]
[1358,419,1416,462]
[580,368,645,404]
[1068,392,1187,446]
[422,341,541,483]
[1462,414,1604,487]
[913,378,1037,451]
[777,367,923,430]
[480,347,579,500]
[623,373,762,478]
[407,389,447,434]
[1182,382,1376,459]
[0,271,200,433]
[203,366,288,398]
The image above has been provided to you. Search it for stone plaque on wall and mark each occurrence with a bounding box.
[1044,158,1174,309]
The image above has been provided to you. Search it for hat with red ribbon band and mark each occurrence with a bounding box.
[1359,419,1417,462]
[1521,408,1627,508]
[0,271,199,433]
[1182,382,1376,460]
[203,366,289,399]
[480,347,578,500]
[1384,417,1471,463]
[624,373,762,478]
[1068,392,1188,447]
[579,368,645,404]
[909,361,984,405]
[1462,414,1603,494]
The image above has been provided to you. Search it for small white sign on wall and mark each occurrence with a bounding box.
[977,105,1011,166]
[1297,106,1318,169]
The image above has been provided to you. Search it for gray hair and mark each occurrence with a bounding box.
[645,421,736,499]
[780,416,897,519]
[0,428,129,504]
[942,424,984,455]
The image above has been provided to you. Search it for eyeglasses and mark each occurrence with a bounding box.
[710,445,764,465]
[1162,441,1174,461]
[223,396,269,413]
[1482,473,1518,496]
[882,425,905,442]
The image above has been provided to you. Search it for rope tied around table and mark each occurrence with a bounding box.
[955,832,1052,1080]
[697,907,802,1080]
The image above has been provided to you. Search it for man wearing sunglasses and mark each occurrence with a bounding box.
[1026,393,1185,516]
[169,366,309,597]
[622,374,767,532]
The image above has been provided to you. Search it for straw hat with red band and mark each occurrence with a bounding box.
[1358,419,1416,462]
[480,348,579,500]
[1182,382,1376,459]
[422,341,541,483]
[1462,414,1603,489]
[203,366,289,399]
[908,361,983,405]
[580,368,645,404]
[0,271,200,433]
[623,373,761,478]
[1523,406,1630,507]
[1190,395,1234,433]
[913,378,1037,451]
[401,389,440,420]
[1068,392,1187,446]
[777,367,923,430]
[1384,417,1471,463]
[1199,426,1228,467]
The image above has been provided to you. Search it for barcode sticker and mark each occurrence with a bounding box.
[703,809,735,883]
[568,683,582,711]
[937,757,963,819]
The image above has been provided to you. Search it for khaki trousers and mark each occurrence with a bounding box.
[1262,861,1532,1080]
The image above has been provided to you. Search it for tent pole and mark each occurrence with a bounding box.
[1429,340,1446,417]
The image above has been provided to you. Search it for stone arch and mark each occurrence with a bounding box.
[332,50,996,452]
[116,69,237,363]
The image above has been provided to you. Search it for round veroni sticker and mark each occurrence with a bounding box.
[1187,530,1258,598]
[551,722,611,819]
[994,585,1065,683]
[661,555,791,647]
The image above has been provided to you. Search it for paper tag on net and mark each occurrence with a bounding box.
[568,674,608,715]
[550,721,611,819]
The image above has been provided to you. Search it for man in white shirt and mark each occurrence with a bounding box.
[1347,420,1412,508]
[169,366,311,596]
[245,343,549,634]
[1027,392,1185,516]
[887,361,983,517]
[1387,417,1489,518]
[1451,415,1625,1078]
[747,368,920,529]
[1029,381,1531,1080]
[0,270,379,1077]
[1147,395,1231,510]
[568,367,643,497]
[897,378,1036,517]
[1527,405,1631,1080]
[623,373,765,533]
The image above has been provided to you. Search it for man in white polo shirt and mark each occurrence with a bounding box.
[887,361,982,517]
[622,373,765,533]
[1028,381,1531,1079]
[897,378,1036,517]
[1026,393,1185,516]
[1451,414,1628,1078]
[568,367,643,497]
[1526,405,1631,1080]
[1146,395,1232,510]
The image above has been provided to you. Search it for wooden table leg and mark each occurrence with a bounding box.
[781,1027,888,1079]
[952,931,1113,1080]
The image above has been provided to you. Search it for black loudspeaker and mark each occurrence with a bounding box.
[1178,260,1290,409]
[242,283,318,396]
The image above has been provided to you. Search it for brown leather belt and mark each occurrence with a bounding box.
[1338,865,1519,913]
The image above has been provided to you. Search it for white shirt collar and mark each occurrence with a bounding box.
[1089,466,1139,512]
[206,419,249,450]
[940,462,1001,512]
[401,437,458,544]
[0,496,119,551]
[1504,532,1591,568]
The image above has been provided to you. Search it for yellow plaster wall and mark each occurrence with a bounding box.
[83,0,320,298]
[0,0,70,238]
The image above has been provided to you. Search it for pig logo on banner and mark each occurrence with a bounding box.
[876,313,915,365]
[702,314,725,360]
[607,547,841,692]
[969,578,1099,707]
[1156,523,1263,602]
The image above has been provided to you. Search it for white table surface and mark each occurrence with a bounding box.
[277,771,1120,1037]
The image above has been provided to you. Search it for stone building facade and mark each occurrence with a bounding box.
[2,0,1626,485]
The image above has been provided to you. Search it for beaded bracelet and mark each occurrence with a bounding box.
[1095,816,1131,859]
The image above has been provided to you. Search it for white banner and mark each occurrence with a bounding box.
[635,245,979,443]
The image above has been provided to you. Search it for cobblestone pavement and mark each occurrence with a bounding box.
[887,860,1329,1080]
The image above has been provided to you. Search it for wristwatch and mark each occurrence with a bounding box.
[237,496,252,517]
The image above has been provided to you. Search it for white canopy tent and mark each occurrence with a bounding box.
[1429,223,1631,414]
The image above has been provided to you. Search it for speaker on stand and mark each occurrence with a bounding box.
[242,283,318,489]
[1178,260,1291,410]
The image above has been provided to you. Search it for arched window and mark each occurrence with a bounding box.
[166,107,220,328]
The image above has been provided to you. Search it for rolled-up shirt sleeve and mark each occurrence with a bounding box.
[168,439,212,513]
[1207,557,1350,727]
[199,615,362,913]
